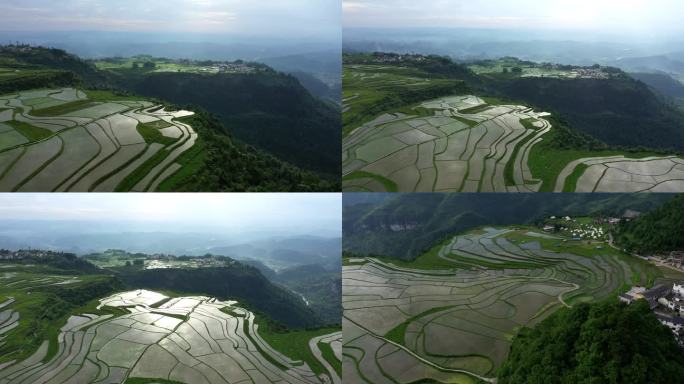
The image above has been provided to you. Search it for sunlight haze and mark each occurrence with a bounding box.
[344,0,684,37]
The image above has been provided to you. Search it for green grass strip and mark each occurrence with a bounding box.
[29,100,98,117]
[519,117,540,130]
[343,170,398,192]
[123,379,186,384]
[385,305,455,345]
[136,122,177,146]
[114,148,171,192]
[5,120,52,142]
[318,340,341,377]
[562,163,589,192]
[503,131,536,186]
[453,115,478,128]
[156,140,205,192]
[459,104,491,114]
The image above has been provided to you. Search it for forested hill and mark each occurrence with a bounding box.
[162,109,336,192]
[344,52,477,81]
[484,75,684,151]
[498,300,684,384]
[344,52,684,153]
[615,194,684,254]
[0,45,338,190]
[0,44,107,91]
[343,194,673,260]
[109,69,341,178]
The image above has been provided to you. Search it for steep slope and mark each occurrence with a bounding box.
[0,45,337,191]
[343,193,675,260]
[486,75,684,151]
[498,300,684,384]
[160,110,337,191]
[630,72,684,99]
[116,263,321,329]
[615,194,684,254]
[0,44,107,91]
[110,70,341,177]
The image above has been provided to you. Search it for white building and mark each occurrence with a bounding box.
[673,283,684,295]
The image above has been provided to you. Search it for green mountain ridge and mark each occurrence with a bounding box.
[108,70,341,177]
[344,52,684,153]
[615,194,684,254]
[343,194,675,260]
[498,300,684,384]
[0,44,339,190]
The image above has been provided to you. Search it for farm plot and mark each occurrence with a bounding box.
[342,95,552,192]
[0,289,338,384]
[555,156,684,192]
[342,227,657,382]
[0,87,198,191]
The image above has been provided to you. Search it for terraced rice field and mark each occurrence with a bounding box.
[0,289,341,384]
[555,156,684,192]
[0,88,197,191]
[342,227,658,382]
[342,96,553,192]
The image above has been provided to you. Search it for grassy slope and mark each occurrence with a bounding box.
[343,55,680,191]
[347,226,660,283]
[527,129,664,191]
[0,265,122,364]
[350,225,662,381]
[4,119,53,142]
[29,99,98,116]
[343,64,468,136]
[251,310,339,376]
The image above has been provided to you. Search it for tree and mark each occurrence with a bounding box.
[498,299,684,383]
[125,260,131,267]
[615,194,684,253]
[143,61,156,69]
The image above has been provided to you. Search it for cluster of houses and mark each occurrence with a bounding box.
[536,62,620,79]
[143,255,236,270]
[620,283,684,345]
[0,249,67,260]
[648,251,684,269]
[542,216,607,241]
[217,63,257,74]
[363,52,429,64]
[542,210,642,238]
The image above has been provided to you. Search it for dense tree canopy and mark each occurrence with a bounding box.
[615,194,684,254]
[498,300,684,384]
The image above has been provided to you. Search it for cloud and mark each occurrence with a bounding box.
[0,0,339,37]
[342,0,684,34]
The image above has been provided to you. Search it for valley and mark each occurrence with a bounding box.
[343,225,661,382]
[0,44,337,191]
[0,287,341,384]
[342,54,684,192]
[0,251,341,384]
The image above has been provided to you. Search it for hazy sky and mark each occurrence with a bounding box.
[0,0,340,38]
[344,0,684,36]
[0,193,341,234]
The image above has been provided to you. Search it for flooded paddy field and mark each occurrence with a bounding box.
[342,227,659,382]
[0,289,341,384]
[555,156,684,192]
[342,93,684,192]
[343,95,552,192]
[0,88,197,192]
